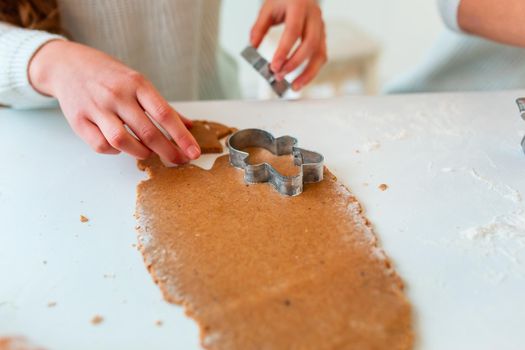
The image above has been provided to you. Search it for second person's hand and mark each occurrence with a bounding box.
[29,40,201,164]
[250,0,327,91]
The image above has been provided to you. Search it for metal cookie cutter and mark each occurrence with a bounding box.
[241,46,291,98]
[515,98,525,154]
[226,129,324,196]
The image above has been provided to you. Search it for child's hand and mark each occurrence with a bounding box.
[29,40,201,163]
[251,0,327,91]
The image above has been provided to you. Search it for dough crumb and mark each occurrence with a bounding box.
[80,215,89,223]
[47,302,56,308]
[91,315,104,325]
[155,320,163,327]
[378,184,389,191]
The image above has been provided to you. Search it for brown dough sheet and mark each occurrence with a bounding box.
[190,120,236,154]
[136,146,413,349]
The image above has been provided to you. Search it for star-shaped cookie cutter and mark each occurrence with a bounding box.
[226,129,324,196]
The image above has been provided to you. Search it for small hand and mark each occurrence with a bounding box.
[250,0,327,91]
[29,40,201,163]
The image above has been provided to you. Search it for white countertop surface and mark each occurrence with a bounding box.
[1,91,524,349]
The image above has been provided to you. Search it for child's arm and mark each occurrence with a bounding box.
[440,0,525,47]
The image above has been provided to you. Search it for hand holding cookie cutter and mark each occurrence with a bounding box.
[226,129,324,196]
[241,46,291,98]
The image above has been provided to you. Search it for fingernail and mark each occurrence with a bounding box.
[186,145,201,159]
[292,82,302,91]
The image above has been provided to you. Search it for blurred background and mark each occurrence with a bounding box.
[220,0,445,99]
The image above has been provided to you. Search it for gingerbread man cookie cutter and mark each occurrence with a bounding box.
[226,129,324,196]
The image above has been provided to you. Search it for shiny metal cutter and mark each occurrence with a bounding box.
[241,46,291,97]
[226,129,324,196]
[515,98,525,154]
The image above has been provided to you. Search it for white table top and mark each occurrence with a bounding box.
[1,91,524,350]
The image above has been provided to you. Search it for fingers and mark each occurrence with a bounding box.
[250,4,274,48]
[291,48,327,91]
[117,102,189,164]
[72,117,120,155]
[179,114,193,128]
[276,13,323,80]
[136,82,201,160]
[92,111,152,159]
[271,3,306,73]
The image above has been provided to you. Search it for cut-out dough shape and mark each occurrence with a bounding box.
[227,128,324,196]
[244,147,300,177]
[189,120,236,154]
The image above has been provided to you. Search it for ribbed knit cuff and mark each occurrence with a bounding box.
[0,24,66,109]
[438,0,462,32]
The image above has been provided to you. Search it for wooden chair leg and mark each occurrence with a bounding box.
[361,55,379,95]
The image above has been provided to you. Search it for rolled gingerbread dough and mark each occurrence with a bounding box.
[135,129,413,349]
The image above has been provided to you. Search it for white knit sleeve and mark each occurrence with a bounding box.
[0,22,66,109]
[437,0,462,32]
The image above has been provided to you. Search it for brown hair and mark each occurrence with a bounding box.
[0,0,64,35]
